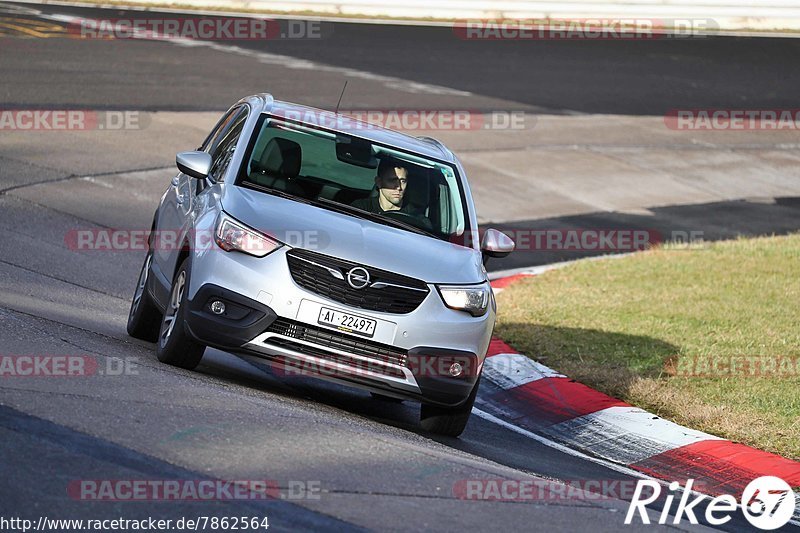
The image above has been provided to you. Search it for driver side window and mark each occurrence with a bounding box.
[203,106,249,183]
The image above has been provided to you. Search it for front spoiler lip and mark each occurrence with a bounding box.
[239,334,479,407]
[238,349,461,406]
[244,331,421,392]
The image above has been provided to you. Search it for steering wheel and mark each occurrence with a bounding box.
[381,209,434,233]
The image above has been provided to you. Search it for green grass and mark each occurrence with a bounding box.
[495,234,800,460]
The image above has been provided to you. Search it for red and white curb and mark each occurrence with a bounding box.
[482,272,800,518]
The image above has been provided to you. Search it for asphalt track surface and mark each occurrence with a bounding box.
[0,3,798,531]
[4,3,800,114]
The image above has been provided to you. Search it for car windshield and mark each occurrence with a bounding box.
[235,114,468,241]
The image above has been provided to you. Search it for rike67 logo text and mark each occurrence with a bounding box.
[625,476,797,530]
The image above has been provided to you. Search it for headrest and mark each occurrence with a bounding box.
[257,137,302,178]
[403,167,430,208]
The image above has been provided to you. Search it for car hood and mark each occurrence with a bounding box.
[221,185,484,284]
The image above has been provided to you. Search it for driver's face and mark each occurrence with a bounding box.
[377,167,408,208]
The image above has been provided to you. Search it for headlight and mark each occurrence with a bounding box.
[214,214,282,257]
[437,282,491,317]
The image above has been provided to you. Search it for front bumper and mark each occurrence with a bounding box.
[185,282,481,407]
[185,284,277,347]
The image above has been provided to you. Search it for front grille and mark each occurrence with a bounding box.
[286,248,429,314]
[266,318,408,368]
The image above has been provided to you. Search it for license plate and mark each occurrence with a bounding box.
[318,307,377,337]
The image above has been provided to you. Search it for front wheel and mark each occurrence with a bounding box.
[126,252,162,342]
[156,258,205,370]
[419,378,480,437]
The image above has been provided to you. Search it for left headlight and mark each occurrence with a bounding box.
[437,281,491,317]
[214,213,282,258]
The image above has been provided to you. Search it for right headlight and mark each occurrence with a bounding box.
[214,213,282,258]
[436,281,491,317]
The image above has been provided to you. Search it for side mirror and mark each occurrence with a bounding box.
[176,151,212,180]
[481,228,515,259]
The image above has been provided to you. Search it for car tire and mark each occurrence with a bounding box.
[126,252,162,342]
[419,377,480,437]
[156,258,205,369]
[370,392,404,403]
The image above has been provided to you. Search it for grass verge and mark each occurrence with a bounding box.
[495,234,800,460]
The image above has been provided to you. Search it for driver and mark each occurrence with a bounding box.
[351,158,419,214]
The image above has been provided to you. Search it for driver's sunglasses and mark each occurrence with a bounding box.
[381,177,407,189]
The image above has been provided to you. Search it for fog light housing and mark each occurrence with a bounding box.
[210,300,226,315]
[449,362,464,377]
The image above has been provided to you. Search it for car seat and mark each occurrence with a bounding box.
[250,137,306,196]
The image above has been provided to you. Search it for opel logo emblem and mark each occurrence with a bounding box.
[346,267,370,289]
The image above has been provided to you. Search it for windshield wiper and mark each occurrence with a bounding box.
[313,197,436,238]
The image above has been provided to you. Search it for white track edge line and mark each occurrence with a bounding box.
[474,407,654,479]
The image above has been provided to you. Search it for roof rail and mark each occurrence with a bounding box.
[416,136,452,159]
[234,93,274,111]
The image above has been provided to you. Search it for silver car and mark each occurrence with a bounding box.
[127,93,514,436]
